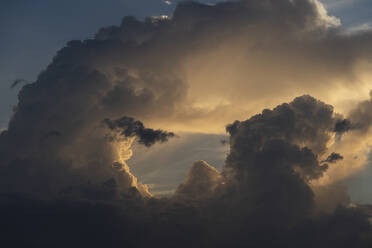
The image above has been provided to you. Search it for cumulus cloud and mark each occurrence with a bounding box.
[222,96,339,221]
[175,160,222,199]
[3,0,372,247]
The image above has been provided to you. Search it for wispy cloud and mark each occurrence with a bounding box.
[322,0,359,10]
[344,22,372,34]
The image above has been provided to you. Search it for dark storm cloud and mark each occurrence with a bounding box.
[222,95,337,224]
[334,118,352,134]
[2,1,372,247]
[102,116,175,147]
[322,152,344,163]
[226,95,337,155]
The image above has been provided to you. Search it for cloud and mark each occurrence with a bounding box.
[175,160,222,199]
[3,94,372,247]
[102,116,175,147]
[222,95,339,222]
[322,152,344,163]
[332,92,372,136]
[334,118,352,134]
[345,22,372,34]
[9,78,26,89]
[2,0,372,247]
[317,90,372,187]
[322,0,358,10]
[0,0,370,200]
[346,91,372,133]
[163,0,372,132]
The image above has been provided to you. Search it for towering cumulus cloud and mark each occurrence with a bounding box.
[3,0,372,247]
[224,96,335,216]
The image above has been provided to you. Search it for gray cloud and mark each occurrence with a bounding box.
[334,118,353,134]
[322,152,344,163]
[102,116,175,147]
[222,95,338,223]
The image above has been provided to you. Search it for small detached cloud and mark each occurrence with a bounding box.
[322,152,344,164]
[102,116,175,147]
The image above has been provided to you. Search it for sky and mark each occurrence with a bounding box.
[4,1,372,246]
